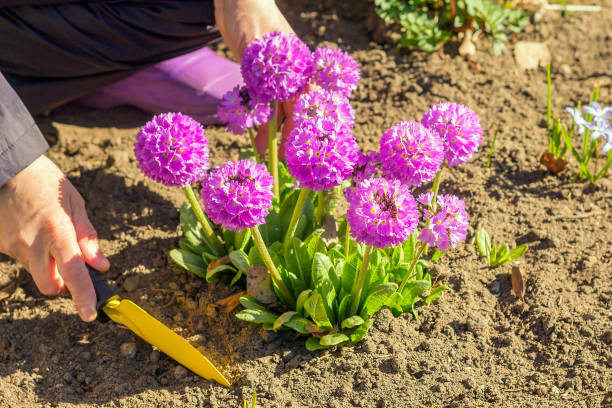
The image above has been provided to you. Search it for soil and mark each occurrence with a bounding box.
[1,1,611,407]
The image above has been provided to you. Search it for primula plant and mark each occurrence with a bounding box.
[134,31,484,350]
[476,228,527,268]
[372,0,529,54]
[543,65,612,182]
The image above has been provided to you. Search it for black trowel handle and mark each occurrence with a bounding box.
[87,265,116,322]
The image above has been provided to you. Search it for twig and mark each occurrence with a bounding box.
[544,4,602,12]
[554,213,606,220]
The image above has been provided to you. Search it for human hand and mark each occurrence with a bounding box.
[0,155,109,322]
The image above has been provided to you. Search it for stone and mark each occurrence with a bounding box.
[559,64,571,76]
[123,275,140,292]
[120,342,137,359]
[174,365,188,379]
[514,42,551,70]
[149,350,160,364]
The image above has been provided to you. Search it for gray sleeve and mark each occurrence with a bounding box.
[0,72,49,188]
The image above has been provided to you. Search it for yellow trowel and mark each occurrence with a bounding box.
[87,266,230,387]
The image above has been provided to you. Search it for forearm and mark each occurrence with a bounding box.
[0,73,48,188]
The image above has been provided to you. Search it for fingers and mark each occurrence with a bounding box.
[30,254,65,296]
[72,204,109,272]
[48,219,97,322]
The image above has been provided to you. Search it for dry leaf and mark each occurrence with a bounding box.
[511,266,524,299]
[305,323,327,338]
[539,152,568,174]
[206,255,231,272]
[213,291,246,311]
[246,265,276,304]
[0,281,16,302]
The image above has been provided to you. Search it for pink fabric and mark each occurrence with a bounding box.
[76,47,243,125]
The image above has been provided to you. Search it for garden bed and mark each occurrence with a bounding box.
[0,0,610,407]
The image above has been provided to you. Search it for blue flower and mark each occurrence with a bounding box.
[583,102,612,122]
[565,106,588,134]
[587,117,612,141]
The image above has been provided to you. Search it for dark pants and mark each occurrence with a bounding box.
[0,1,218,115]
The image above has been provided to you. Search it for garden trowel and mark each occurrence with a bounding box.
[87,266,230,387]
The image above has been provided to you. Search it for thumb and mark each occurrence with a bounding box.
[72,201,109,272]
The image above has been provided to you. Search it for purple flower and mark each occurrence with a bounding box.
[134,113,209,187]
[379,121,445,187]
[347,178,419,248]
[217,86,272,135]
[284,120,360,191]
[311,46,360,97]
[587,117,612,142]
[417,193,468,251]
[293,89,355,131]
[200,160,273,231]
[421,102,483,167]
[583,102,612,122]
[566,106,589,134]
[241,31,312,103]
[345,150,379,202]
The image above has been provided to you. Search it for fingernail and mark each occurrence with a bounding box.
[79,305,98,322]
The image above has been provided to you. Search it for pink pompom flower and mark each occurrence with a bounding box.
[200,160,273,231]
[421,102,483,167]
[417,192,468,250]
[241,31,312,103]
[347,177,419,248]
[379,121,445,187]
[217,85,272,135]
[134,112,209,187]
[345,150,379,202]
[293,89,355,131]
[311,46,360,97]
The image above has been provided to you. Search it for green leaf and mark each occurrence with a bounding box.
[305,337,330,351]
[391,245,404,265]
[292,237,311,284]
[234,228,251,250]
[303,292,333,330]
[507,244,528,261]
[341,315,365,329]
[205,264,236,282]
[248,245,264,267]
[425,284,448,304]
[350,319,373,343]
[341,252,361,294]
[229,269,243,286]
[222,229,235,251]
[273,311,298,331]
[295,289,312,314]
[304,229,326,257]
[283,316,311,334]
[384,292,405,317]
[362,283,398,317]
[400,280,432,310]
[312,252,332,288]
[337,293,351,323]
[229,249,250,272]
[239,295,268,311]
[180,203,205,242]
[235,308,278,325]
[260,209,282,245]
[178,238,207,256]
[476,229,491,258]
[169,248,206,278]
[320,333,349,347]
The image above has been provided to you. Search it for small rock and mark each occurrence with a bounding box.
[174,365,188,379]
[559,64,571,76]
[603,331,612,345]
[535,384,549,396]
[514,42,551,70]
[550,385,560,395]
[123,275,140,292]
[149,350,160,364]
[63,372,73,384]
[120,342,137,359]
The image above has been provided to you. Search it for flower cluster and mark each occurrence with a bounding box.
[241,31,312,103]
[293,89,355,131]
[285,119,360,191]
[311,46,360,97]
[347,178,419,248]
[379,121,444,187]
[134,112,209,187]
[200,159,273,231]
[345,150,379,202]
[566,102,612,153]
[418,193,469,250]
[217,85,272,135]
[421,102,483,167]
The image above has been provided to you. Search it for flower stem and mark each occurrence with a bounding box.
[344,223,351,260]
[430,170,443,211]
[251,226,295,306]
[398,243,426,294]
[349,245,373,317]
[284,188,309,247]
[248,128,260,163]
[316,191,325,225]
[183,185,224,256]
[268,101,279,200]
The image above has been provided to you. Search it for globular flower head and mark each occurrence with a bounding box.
[293,89,355,131]
[417,193,468,250]
[311,46,360,97]
[379,121,444,187]
[217,85,272,135]
[347,177,419,248]
[421,102,483,167]
[241,31,312,103]
[200,159,273,231]
[285,120,360,191]
[134,112,209,187]
[345,150,379,202]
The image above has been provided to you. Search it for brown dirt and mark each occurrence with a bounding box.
[1,1,611,407]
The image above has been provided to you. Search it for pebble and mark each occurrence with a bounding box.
[559,64,571,76]
[550,385,560,395]
[123,275,140,292]
[514,42,551,70]
[535,384,549,396]
[174,365,188,379]
[120,342,137,359]
[149,350,160,364]
[63,372,73,384]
